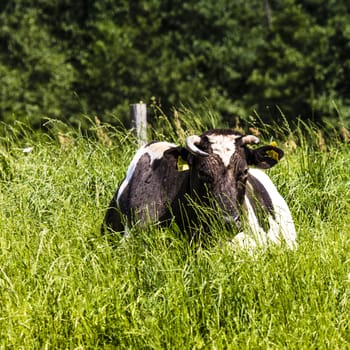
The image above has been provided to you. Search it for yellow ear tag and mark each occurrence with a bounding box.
[177,156,190,171]
[266,141,280,162]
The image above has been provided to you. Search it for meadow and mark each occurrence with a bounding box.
[0,113,349,349]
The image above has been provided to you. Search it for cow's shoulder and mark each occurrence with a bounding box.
[244,168,297,249]
[246,168,275,215]
[246,168,288,212]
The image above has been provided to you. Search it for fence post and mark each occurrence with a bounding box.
[130,102,147,146]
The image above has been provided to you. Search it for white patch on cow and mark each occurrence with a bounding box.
[242,168,297,250]
[228,231,257,254]
[147,142,178,164]
[207,134,241,167]
[116,142,177,206]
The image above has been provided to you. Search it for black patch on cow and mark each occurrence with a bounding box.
[118,150,190,226]
[245,173,275,232]
[118,153,155,217]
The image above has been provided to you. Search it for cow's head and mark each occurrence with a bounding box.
[183,129,284,229]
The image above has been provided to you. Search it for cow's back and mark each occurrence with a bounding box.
[103,142,190,233]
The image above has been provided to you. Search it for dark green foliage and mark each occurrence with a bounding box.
[1,0,350,128]
[248,0,350,125]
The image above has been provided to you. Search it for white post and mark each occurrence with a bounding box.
[130,102,147,146]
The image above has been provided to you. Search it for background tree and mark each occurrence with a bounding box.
[1,0,350,129]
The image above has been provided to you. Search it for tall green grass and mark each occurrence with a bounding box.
[0,114,349,349]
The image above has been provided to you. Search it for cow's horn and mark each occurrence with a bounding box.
[241,135,260,145]
[186,135,209,157]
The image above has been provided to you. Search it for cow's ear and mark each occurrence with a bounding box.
[247,145,284,169]
[176,148,192,171]
[164,147,191,171]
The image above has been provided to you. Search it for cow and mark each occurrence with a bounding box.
[102,129,297,250]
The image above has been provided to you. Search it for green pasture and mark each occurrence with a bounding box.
[0,114,349,349]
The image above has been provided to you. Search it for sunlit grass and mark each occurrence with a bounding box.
[0,114,349,348]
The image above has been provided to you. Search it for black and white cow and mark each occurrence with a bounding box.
[102,129,297,249]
